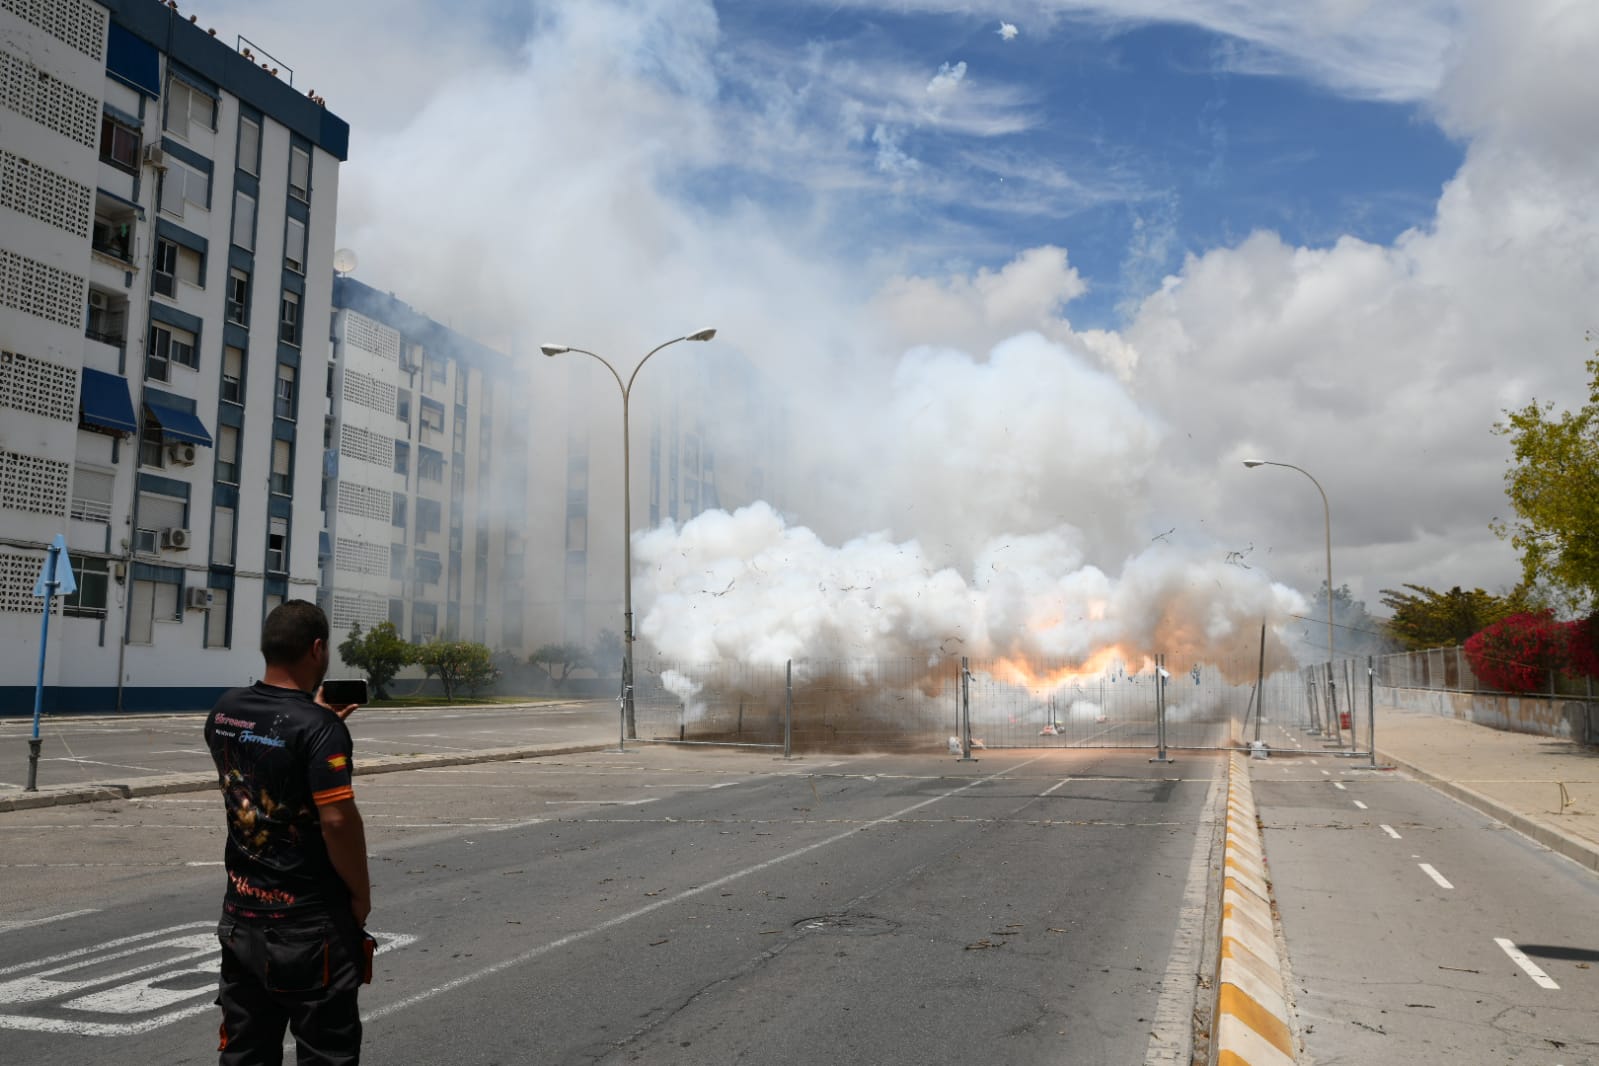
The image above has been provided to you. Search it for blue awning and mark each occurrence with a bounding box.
[79,368,138,435]
[143,398,214,447]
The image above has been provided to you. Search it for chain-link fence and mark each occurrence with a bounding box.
[1373,646,1598,700]
[632,654,1286,753]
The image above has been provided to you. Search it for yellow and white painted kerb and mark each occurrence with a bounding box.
[1213,753,1298,1065]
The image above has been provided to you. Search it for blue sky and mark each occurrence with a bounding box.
[213,0,1599,619]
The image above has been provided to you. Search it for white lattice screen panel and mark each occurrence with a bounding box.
[0,150,93,239]
[331,594,389,630]
[337,482,391,523]
[342,368,396,414]
[0,0,106,60]
[0,449,69,516]
[0,49,99,148]
[0,248,86,329]
[0,351,76,421]
[0,551,58,613]
[339,423,393,468]
[335,537,388,575]
[345,314,399,363]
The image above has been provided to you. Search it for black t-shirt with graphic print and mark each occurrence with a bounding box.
[204,682,356,920]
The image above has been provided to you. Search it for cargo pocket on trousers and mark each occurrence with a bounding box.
[264,931,330,992]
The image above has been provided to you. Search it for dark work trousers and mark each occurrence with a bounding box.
[216,912,365,1066]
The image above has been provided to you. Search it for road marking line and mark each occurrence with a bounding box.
[0,910,98,934]
[1418,863,1453,889]
[542,798,658,806]
[1040,779,1071,797]
[1320,770,1330,775]
[1333,782,1346,790]
[708,781,742,789]
[1143,770,1221,1065]
[1353,801,1368,810]
[1495,938,1560,990]
[368,754,1051,1022]
[1380,824,1401,838]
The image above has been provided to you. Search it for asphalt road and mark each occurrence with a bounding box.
[1,746,1225,1065]
[1254,720,1599,1066]
[0,701,619,793]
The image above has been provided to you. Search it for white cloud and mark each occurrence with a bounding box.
[998,21,1020,40]
[926,59,967,97]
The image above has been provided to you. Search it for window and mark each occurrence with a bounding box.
[418,447,443,483]
[134,492,185,554]
[211,505,235,565]
[412,601,437,643]
[416,498,441,534]
[266,516,288,572]
[128,576,181,643]
[455,371,468,406]
[270,439,292,495]
[62,555,109,618]
[147,322,197,381]
[390,544,407,580]
[92,214,132,262]
[232,191,255,250]
[394,441,409,476]
[419,398,444,441]
[238,117,260,175]
[100,115,140,172]
[222,345,245,403]
[391,493,407,528]
[284,218,307,273]
[86,290,126,345]
[215,425,239,484]
[415,552,441,586]
[279,291,300,345]
[70,467,114,523]
[289,147,311,201]
[396,389,411,424]
[453,417,467,455]
[323,416,335,449]
[425,351,447,388]
[226,269,249,324]
[165,76,216,134]
[139,423,165,469]
[325,361,335,398]
[264,592,285,616]
[205,587,231,647]
[153,239,201,296]
[158,159,208,218]
[275,363,297,419]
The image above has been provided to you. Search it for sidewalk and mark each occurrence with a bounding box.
[1373,704,1599,873]
[0,740,615,812]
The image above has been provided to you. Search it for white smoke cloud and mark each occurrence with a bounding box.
[998,22,1020,41]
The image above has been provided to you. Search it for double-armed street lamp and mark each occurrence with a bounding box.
[541,328,718,739]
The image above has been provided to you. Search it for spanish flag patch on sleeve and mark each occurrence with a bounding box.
[327,753,349,772]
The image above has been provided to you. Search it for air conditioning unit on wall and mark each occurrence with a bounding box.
[161,527,191,550]
[185,586,213,609]
[167,442,196,465]
[142,144,167,169]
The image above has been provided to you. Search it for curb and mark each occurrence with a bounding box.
[1213,752,1298,1065]
[1377,749,1599,875]
[0,743,612,812]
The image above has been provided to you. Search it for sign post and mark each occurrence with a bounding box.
[27,535,74,792]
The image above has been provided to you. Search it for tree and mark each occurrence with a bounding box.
[530,643,590,689]
[415,640,495,702]
[1495,354,1599,611]
[337,621,414,700]
[591,629,623,676]
[1378,584,1531,651]
[1463,611,1567,693]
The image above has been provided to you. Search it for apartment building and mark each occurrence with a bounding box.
[0,0,348,712]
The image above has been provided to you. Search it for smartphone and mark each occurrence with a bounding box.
[320,678,369,705]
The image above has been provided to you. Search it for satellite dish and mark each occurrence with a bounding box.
[333,248,358,276]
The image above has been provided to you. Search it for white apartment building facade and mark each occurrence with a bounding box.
[0,0,348,712]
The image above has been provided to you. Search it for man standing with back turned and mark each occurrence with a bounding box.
[205,600,372,1065]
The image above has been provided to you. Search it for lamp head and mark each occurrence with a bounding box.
[539,344,568,357]
[686,327,717,342]
[1242,460,1266,468]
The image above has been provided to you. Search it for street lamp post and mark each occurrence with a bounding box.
[542,328,717,739]
[1243,459,1338,740]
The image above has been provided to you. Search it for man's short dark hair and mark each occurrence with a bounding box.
[261,600,330,666]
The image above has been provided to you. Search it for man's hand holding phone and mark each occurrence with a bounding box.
[317,678,368,719]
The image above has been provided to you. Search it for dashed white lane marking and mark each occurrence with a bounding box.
[1320,770,1330,776]
[708,780,742,789]
[1495,938,1560,990]
[1419,863,1454,890]
[1333,782,1346,790]
[542,798,659,806]
[0,910,98,934]
[367,754,1051,1023]
[1352,800,1368,810]
[1040,779,1070,797]
[1380,824,1401,838]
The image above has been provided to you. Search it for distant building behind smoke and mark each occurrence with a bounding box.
[0,0,348,711]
